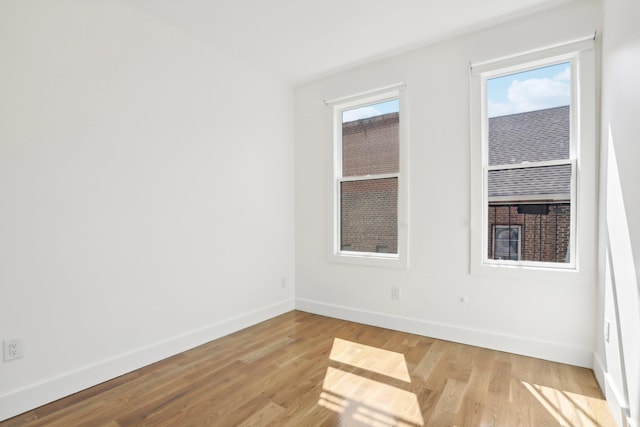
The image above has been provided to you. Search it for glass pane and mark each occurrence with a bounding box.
[488,164,572,198]
[341,178,397,254]
[493,225,520,260]
[487,62,571,165]
[488,205,570,263]
[342,99,399,176]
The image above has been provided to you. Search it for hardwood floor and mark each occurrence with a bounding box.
[2,311,615,426]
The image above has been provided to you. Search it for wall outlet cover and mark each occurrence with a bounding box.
[3,339,23,361]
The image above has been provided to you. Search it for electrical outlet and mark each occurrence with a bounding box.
[3,339,23,361]
[281,277,287,288]
[391,287,400,300]
[604,320,611,343]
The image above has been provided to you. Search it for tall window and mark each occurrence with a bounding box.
[485,61,575,267]
[330,88,407,267]
[470,38,596,272]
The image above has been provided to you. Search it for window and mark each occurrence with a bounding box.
[484,60,576,268]
[493,225,521,261]
[329,87,407,267]
[470,37,596,272]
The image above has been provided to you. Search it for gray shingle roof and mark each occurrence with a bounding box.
[488,106,570,201]
[489,106,570,165]
[488,164,571,198]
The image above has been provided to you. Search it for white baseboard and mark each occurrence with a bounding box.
[594,352,634,427]
[593,352,607,392]
[593,354,622,427]
[603,373,634,427]
[0,298,295,422]
[295,298,593,368]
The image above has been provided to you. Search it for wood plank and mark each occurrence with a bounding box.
[237,402,285,427]
[0,311,616,427]
[426,379,467,426]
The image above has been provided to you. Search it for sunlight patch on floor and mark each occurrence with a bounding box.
[318,338,423,426]
[522,381,610,427]
[329,337,411,382]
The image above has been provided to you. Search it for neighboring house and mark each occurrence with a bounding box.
[341,106,570,262]
[487,105,571,263]
[341,112,399,253]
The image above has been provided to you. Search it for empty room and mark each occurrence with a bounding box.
[1,0,638,426]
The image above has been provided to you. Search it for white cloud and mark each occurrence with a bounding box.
[342,106,382,122]
[488,65,571,117]
[507,77,570,112]
[554,66,571,81]
[487,100,516,117]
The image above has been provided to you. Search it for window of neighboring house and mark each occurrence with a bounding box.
[493,225,521,261]
[470,37,596,272]
[329,87,407,267]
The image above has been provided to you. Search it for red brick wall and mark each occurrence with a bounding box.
[488,204,571,263]
[341,113,399,253]
[342,113,399,176]
[341,178,398,253]
[340,112,571,260]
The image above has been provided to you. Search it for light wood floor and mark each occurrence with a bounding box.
[2,311,615,426]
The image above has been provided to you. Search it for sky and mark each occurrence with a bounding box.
[487,62,571,117]
[343,99,399,123]
[341,62,570,122]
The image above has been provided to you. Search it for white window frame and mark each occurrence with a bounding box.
[327,85,408,268]
[470,36,596,275]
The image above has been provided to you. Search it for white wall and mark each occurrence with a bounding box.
[0,0,295,420]
[295,0,601,368]
[597,0,640,425]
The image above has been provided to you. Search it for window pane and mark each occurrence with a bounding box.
[488,164,572,198]
[487,63,571,165]
[341,178,397,254]
[493,225,520,261]
[488,204,570,263]
[485,62,573,265]
[342,100,399,177]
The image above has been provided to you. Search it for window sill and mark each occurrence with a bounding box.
[470,259,579,280]
[329,252,407,269]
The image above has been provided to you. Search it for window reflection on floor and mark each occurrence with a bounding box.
[319,338,423,426]
[316,338,613,426]
[522,381,612,427]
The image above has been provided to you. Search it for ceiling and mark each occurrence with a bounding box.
[126,0,573,86]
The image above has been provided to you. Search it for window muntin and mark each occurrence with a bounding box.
[483,60,576,267]
[332,94,403,263]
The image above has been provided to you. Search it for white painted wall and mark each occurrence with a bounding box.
[597,0,640,425]
[0,0,294,420]
[295,0,601,368]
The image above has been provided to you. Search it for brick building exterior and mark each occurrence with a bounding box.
[340,106,570,262]
[487,204,571,262]
[342,113,399,177]
[487,106,571,263]
[341,112,399,253]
